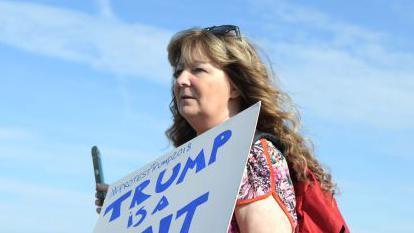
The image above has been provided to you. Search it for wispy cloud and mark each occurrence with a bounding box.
[1,0,413,129]
[0,127,34,140]
[249,0,414,129]
[0,141,152,177]
[0,177,95,233]
[0,0,173,84]
[0,177,90,206]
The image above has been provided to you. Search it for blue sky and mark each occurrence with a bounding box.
[0,0,413,232]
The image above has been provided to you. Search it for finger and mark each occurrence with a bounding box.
[95,198,103,206]
[96,207,101,214]
[96,183,109,192]
[95,191,107,200]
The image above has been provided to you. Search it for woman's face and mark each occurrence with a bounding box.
[173,57,240,134]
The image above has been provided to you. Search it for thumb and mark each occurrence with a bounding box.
[96,183,109,192]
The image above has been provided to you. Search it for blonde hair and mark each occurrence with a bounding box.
[166,27,336,193]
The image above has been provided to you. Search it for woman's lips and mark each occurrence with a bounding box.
[181,95,195,100]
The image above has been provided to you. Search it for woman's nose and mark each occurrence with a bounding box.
[176,70,191,87]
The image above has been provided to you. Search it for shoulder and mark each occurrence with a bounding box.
[249,138,287,177]
[235,139,298,231]
[251,138,285,164]
[237,138,287,203]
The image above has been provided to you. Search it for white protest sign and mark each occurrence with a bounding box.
[93,102,261,233]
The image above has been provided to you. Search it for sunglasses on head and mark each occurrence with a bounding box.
[203,25,241,40]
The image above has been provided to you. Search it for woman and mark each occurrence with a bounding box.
[96,25,337,233]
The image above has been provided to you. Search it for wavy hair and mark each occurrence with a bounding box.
[165,28,336,194]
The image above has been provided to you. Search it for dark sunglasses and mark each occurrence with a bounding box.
[203,25,241,40]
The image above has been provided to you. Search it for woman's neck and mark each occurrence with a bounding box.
[193,100,241,135]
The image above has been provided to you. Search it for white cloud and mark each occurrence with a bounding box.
[0,134,167,185]
[0,127,34,140]
[0,177,95,233]
[0,0,173,84]
[249,0,414,129]
[271,42,414,129]
[0,177,90,206]
[1,0,413,130]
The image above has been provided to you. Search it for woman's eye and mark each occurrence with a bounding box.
[191,67,205,73]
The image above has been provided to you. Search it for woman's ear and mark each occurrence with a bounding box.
[229,82,241,99]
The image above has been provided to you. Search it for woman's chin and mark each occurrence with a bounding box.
[179,106,199,119]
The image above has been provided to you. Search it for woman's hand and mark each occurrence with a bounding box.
[95,183,109,214]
